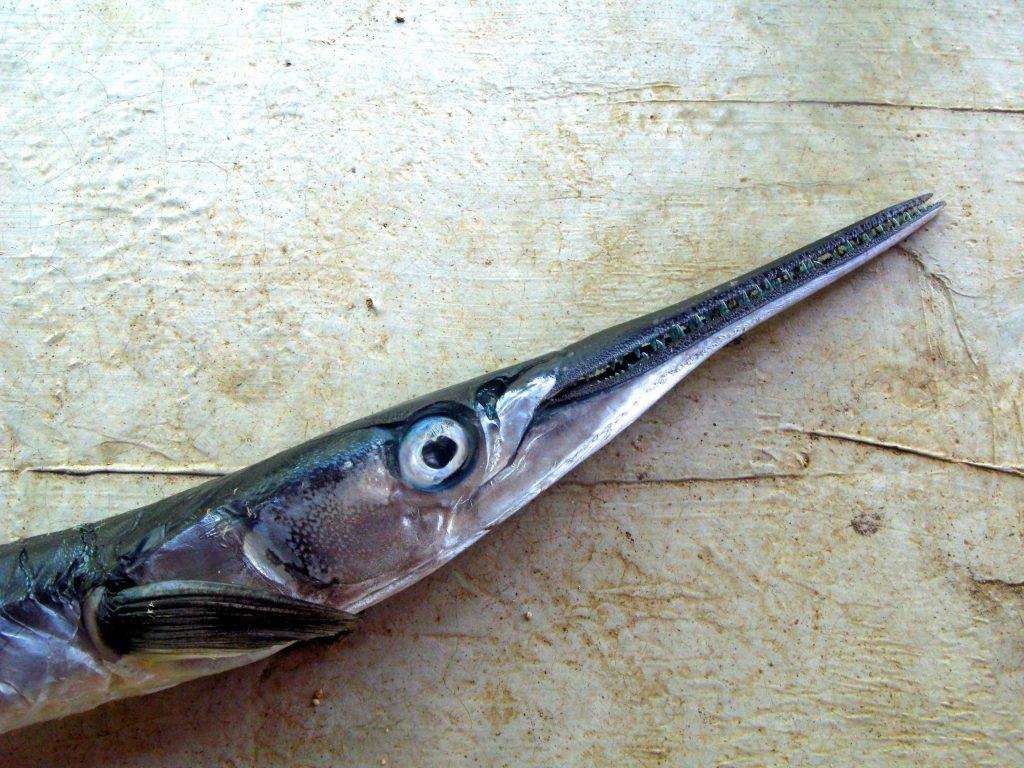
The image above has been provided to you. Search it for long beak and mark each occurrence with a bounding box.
[539,194,944,407]
[462,195,944,553]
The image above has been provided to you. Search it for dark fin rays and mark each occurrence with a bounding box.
[93,580,358,655]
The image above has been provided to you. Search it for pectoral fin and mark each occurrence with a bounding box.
[91,580,358,656]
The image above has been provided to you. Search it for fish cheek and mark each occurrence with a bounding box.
[257,489,447,587]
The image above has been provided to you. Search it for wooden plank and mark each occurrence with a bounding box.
[0,1,1021,765]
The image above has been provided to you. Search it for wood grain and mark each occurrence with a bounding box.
[1,1,1021,765]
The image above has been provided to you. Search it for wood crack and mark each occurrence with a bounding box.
[607,96,1024,116]
[973,577,1024,588]
[786,427,1024,478]
[560,472,845,489]
[21,465,230,478]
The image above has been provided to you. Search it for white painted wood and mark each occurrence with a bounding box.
[1,1,1021,765]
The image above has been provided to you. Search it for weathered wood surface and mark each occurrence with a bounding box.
[1,1,1022,765]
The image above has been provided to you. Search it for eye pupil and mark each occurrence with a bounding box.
[421,436,458,469]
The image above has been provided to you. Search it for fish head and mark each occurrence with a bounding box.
[245,195,944,613]
[247,329,682,613]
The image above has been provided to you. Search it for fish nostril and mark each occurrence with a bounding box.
[421,436,458,469]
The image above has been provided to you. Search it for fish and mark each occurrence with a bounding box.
[0,194,944,733]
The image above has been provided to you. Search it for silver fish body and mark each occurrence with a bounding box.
[0,195,944,733]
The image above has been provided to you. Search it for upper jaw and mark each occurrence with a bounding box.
[535,194,944,408]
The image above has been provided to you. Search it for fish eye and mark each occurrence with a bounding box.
[398,415,473,491]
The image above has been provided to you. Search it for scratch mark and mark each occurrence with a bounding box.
[899,245,981,368]
[97,437,178,463]
[437,582,475,726]
[899,245,1003,462]
[897,246,983,300]
[786,427,1024,478]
